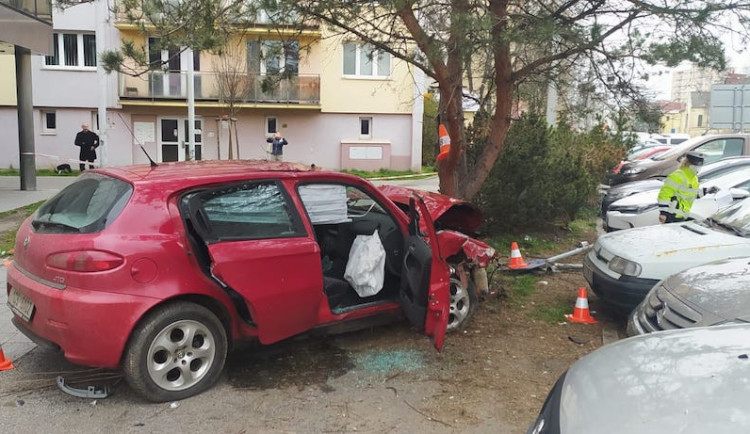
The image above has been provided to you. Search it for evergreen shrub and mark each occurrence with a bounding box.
[473,113,623,232]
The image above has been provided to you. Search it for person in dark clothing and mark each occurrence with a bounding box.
[266,131,289,162]
[74,123,99,171]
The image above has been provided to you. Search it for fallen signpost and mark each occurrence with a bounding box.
[505,241,592,272]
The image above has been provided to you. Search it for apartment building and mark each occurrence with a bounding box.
[0,0,425,171]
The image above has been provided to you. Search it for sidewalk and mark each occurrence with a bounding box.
[0,176,76,213]
[1,176,74,363]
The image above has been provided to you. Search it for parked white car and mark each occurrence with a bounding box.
[584,196,750,312]
[605,167,750,231]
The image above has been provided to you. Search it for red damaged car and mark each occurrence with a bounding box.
[6,161,495,402]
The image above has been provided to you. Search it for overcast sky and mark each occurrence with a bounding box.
[644,33,750,101]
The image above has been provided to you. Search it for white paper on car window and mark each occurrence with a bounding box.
[298,184,351,224]
[714,189,733,208]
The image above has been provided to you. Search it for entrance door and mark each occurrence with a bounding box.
[159,117,203,162]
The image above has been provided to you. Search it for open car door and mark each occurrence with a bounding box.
[181,182,323,345]
[399,195,450,350]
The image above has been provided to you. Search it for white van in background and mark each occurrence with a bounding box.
[653,133,691,145]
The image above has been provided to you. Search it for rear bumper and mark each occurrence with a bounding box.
[7,263,154,368]
[583,255,659,313]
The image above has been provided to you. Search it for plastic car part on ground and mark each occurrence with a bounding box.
[506,242,591,272]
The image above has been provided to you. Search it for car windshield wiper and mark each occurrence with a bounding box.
[710,219,746,237]
[31,219,80,233]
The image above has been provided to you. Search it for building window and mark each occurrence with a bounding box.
[45,33,97,68]
[266,116,278,135]
[343,43,390,78]
[359,117,372,139]
[247,40,299,76]
[41,111,56,134]
[697,114,703,127]
[91,111,99,131]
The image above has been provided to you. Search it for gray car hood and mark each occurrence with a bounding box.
[561,325,750,433]
[664,256,750,322]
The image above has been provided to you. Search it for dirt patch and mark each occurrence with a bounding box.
[0,210,27,236]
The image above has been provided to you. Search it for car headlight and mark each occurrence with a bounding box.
[621,166,645,175]
[608,256,642,277]
[609,203,658,214]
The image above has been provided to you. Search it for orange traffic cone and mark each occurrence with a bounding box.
[565,287,597,324]
[436,124,451,162]
[508,242,528,269]
[0,343,14,371]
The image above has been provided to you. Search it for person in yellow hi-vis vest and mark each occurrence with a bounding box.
[658,151,719,223]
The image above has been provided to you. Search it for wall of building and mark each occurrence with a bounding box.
[318,34,416,115]
[661,111,685,134]
[671,67,725,104]
[0,54,17,105]
[33,0,119,109]
[52,107,415,171]
[0,2,422,172]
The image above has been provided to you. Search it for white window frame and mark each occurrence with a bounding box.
[343,42,391,78]
[359,116,373,139]
[44,32,97,70]
[41,110,57,135]
[265,116,278,136]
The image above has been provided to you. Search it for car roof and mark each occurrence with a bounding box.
[560,325,750,433]
[93,160,356,190]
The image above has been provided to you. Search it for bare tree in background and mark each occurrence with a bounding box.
[213,38,251,159]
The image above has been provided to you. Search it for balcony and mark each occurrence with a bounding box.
[119,71,320,106]
[0,0,51,21]
[0,0,53,53]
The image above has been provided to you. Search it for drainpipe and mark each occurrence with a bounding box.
[186,48,195,160]
[96,0,108,166]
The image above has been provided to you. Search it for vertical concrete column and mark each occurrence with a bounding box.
[15,46,36,191]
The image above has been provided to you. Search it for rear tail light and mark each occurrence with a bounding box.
[46,250,125,272]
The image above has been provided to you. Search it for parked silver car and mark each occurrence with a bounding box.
[628,256,750,336]
[527,325,750,434]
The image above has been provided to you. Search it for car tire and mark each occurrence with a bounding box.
[123,302,228,402]
[446,270,477,333]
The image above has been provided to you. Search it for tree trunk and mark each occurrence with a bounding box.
[228,120,234,160]
[437,0,470,198]
[458,0,512,200]
[437,82,466,197]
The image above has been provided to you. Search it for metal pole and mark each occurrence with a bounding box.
[96,0,108,166]
[186,48,195,160]
[15,46,36,191]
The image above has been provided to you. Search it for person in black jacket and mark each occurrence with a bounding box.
[74,123,99,171]
[266,131,289,162]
